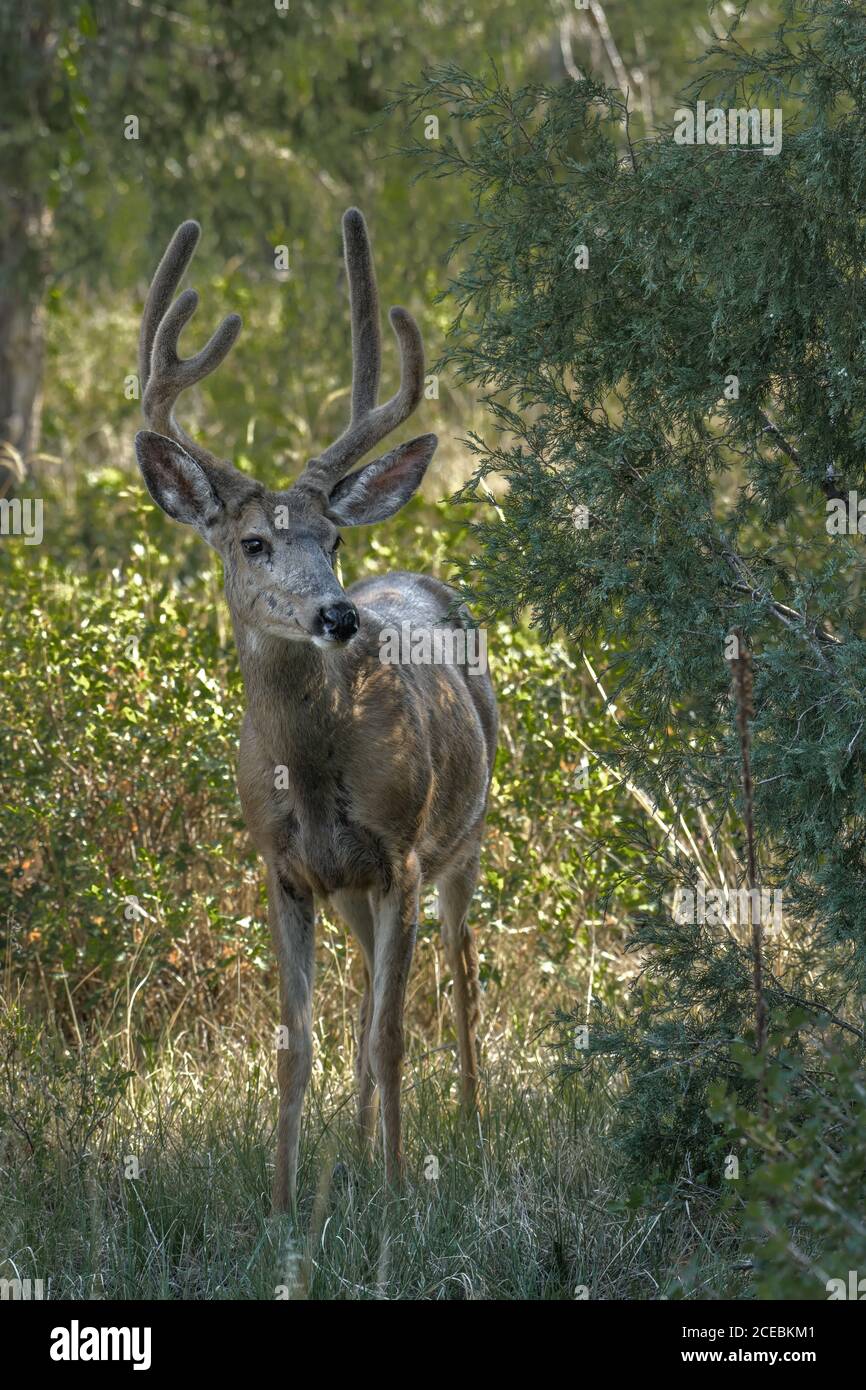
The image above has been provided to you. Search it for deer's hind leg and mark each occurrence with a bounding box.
[437,843,483,1112]
[332,889,377,1144]
[368,853,421,1186]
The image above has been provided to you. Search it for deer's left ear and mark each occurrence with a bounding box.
[325,434,437,526]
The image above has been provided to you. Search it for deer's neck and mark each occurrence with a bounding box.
[235,627,351,761]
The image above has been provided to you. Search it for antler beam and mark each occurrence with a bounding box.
[304,208,426,491]
[139,220,242,471]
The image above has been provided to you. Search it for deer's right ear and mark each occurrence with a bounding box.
[134,431,223,530]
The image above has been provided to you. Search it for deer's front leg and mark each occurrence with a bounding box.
[369,853,420,1187]
[268,868,315,1216]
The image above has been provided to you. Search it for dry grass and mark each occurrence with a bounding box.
[0,936,748,1301]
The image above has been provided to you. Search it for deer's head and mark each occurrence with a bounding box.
[134,211,436,646]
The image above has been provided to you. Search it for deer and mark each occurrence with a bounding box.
[134,209,498,1214]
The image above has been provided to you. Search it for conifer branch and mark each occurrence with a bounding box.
[730,633,768,1113]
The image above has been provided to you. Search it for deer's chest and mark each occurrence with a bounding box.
[267,773,392,900]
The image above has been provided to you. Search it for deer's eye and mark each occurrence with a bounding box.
[241,536,268,557]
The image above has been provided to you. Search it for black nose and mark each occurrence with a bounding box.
[318,601,359,642]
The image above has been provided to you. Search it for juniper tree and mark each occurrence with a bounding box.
[397,0,866,1192]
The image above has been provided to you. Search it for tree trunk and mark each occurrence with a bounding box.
[0,6,60,498]
[0,197,50,497]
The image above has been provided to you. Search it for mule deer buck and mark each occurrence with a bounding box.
[135,210,497,1213]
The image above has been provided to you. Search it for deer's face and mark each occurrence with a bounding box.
[135,431,437,648]
[221,486,356,646]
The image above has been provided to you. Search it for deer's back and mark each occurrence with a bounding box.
[340,569,497,881]
[348,569,498,785]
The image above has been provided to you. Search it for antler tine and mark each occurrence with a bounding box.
[139,220,199,391]
[344,207,381,418]
[139,220,242,470]
[304,209,426,491]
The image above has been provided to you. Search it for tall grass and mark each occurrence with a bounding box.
[0,1007,746,1300]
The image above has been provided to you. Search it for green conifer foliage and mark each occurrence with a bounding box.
[399,2,866,1209]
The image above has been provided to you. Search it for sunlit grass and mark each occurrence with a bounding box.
[0,1014,746,1301]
